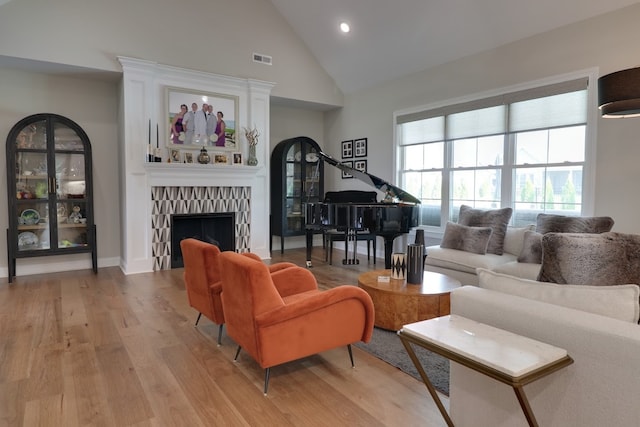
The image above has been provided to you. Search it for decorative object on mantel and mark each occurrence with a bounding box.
[197,146,210,164]
[154,123,162,162]
[598,66,640,118]
[244,126,259,166]
[147,119,154,162]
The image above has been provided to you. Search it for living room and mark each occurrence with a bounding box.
[1,0,640,425]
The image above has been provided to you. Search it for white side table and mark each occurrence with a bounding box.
[398,315,573,427]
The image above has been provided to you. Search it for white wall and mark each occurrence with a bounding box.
[324,3,640,234]
[0,0,342,108]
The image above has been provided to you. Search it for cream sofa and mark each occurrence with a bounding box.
[448,280,640,426]
[425,226,541,285]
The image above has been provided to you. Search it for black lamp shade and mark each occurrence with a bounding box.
[598,67,640,118]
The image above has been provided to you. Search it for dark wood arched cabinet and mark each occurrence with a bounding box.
[6,113,97,282]
[270,137,324,253]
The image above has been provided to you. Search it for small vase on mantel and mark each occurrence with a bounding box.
[247,144,258,166]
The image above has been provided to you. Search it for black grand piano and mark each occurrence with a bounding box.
[305,152,420,269]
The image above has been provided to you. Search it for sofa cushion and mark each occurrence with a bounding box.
[503,225,535,256]
[477,268,640,323]
[491,261,541,280]
[535,213,614,234]
[517,230,543,264]
[458,205,513,255]
[425,245,517,275]
[440,222,493,254]
[537,232,640,286]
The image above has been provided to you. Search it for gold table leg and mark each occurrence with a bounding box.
[399,335,455,427]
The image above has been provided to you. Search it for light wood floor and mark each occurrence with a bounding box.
[0,248,448,426]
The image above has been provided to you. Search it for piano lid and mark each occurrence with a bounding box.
[318,151,421,205]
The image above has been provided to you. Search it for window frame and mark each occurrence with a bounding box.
[393,69,599,238]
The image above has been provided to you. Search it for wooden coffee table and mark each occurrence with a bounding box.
[357,269,461,331]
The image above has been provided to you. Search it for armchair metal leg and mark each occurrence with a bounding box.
[234,346,242,361]
[195,312,202,326]
[347,344,355,367]
[217,324,224,346]
[263,368,271,395]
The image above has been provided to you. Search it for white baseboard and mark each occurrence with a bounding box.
[1,255,121,280]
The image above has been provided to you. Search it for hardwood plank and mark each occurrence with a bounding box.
[0,249,448,426]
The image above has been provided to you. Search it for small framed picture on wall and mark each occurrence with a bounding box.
[354,159,367,173]
[354,138,367,157]
[341,161,353,179]
[341,140,353,158]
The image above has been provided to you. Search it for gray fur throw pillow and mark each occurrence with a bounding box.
[536,213,614,234]
[517,230,543,264]
[537,232,640,286]
[441,222,493,254]
[458,205,512,255]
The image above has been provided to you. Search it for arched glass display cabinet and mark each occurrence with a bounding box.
[5,113,97,282]
[270,136,324,254]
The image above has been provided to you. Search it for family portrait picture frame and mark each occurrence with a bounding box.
[232,152,243,165]
[166,87,239,151]
[170,148,181,163]
[214,152,230,165]
[354,138,368,157]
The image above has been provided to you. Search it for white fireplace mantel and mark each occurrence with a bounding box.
[118,57,274,274]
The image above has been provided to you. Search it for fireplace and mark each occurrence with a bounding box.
[170,212,235,268]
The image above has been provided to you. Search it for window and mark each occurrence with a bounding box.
[395,75,592,230]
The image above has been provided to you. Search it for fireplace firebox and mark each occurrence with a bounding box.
[171,213,235,268]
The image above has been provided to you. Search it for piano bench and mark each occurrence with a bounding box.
[324,230,377,265]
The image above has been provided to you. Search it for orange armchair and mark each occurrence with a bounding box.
[180,238,296,345]
[218,251,375,394]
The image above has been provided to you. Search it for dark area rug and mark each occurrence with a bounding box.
[355,326,450,395]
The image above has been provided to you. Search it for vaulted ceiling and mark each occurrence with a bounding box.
[269,0,640,93]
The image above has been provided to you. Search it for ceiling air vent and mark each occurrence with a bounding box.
[253,53,272,65]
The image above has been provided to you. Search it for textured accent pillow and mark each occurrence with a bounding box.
[517,230,543,264]
[440,222,493,254]
[537,232,640,286]
[458,205,513,255]
[535,213,614,234]
[477,268,640,323]
[503,225,535,256]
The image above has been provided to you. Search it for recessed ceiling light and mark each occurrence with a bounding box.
[340,22,350,33]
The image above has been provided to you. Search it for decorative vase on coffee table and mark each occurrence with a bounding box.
[391,252,406,280]
[406,243,424,284]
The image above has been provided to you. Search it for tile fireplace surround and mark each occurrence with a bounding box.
[119,57,273,274]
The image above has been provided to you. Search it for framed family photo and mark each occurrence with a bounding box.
[354,138,368,157]
[170,148,181,163]
[341,140,353,158]
[184,152,193,163]
[214,152,230,165]
[166,87,239,150]
[232,152,243,165]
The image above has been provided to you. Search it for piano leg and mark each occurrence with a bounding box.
[305,228,314,268]
[381,234,401,269]
[342,229,359,265]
